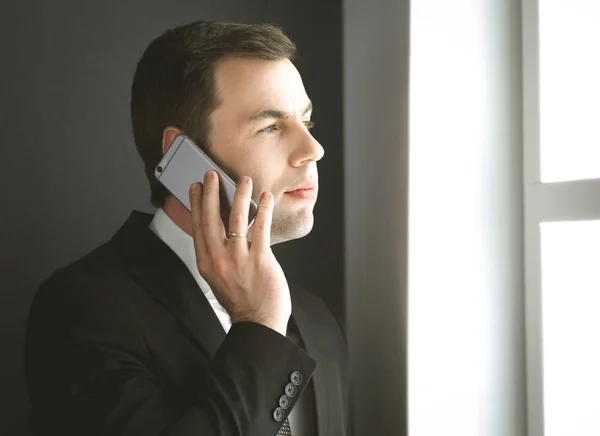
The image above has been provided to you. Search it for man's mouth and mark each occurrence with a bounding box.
[284,179,318,201]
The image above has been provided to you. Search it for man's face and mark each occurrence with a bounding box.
[207,57,324,244]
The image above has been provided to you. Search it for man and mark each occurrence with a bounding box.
[24,20,350,436]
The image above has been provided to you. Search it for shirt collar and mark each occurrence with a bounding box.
[148,207,213,296]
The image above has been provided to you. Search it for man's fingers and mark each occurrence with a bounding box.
[250,191,274,253]
[189,182,207,259]
[228,176,252,250]
[202,170,226,249]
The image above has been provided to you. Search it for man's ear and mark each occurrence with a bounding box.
[161,126,184,156]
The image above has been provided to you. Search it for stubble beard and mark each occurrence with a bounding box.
[268,197,315,245]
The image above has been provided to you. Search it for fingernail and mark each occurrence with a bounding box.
[240,176,250,184]
[191,183,201,193]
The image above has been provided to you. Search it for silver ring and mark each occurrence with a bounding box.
[228,232,248,238]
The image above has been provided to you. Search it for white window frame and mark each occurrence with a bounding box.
[522,1,600,435]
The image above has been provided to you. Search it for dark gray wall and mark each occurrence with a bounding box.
[0,1,342,434]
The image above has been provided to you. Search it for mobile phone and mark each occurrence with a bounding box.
[154,134,258,233]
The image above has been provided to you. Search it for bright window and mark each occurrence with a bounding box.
[524,1,600,436]
[539,0,600,183]
[540,220,600,436]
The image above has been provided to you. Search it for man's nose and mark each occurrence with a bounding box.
[290,128,325,167]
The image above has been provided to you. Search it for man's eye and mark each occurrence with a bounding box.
[260,124,280,134]
[304,120,315,130]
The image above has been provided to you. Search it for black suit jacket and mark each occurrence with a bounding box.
[24,211,350,436]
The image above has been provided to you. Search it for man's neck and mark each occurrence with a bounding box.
[161,196,194,237]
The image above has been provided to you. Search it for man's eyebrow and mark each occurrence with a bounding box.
[248,101,313,122]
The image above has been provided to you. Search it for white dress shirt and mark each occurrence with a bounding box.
[149,207,232,332]
[149,207,315,436]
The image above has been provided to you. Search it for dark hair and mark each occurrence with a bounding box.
[130,20,297,208]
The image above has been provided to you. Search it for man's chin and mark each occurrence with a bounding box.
[270,212,315,245]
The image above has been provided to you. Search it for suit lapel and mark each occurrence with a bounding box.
[112,210,225,360]
[291,287,334,436]
[113,211,340,434]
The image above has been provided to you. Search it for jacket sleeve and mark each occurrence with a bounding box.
[24,269,317,436]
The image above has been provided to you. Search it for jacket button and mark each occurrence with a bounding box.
[279,394,290,409]
[290,371,303,385]
[285,383,297,397]
[273,407,284,422]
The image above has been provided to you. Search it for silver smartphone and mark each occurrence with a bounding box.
[154,134,258,233]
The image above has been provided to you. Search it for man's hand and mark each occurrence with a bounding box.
[189,170,291,336]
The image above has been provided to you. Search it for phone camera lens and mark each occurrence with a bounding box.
[156,166,163,173]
